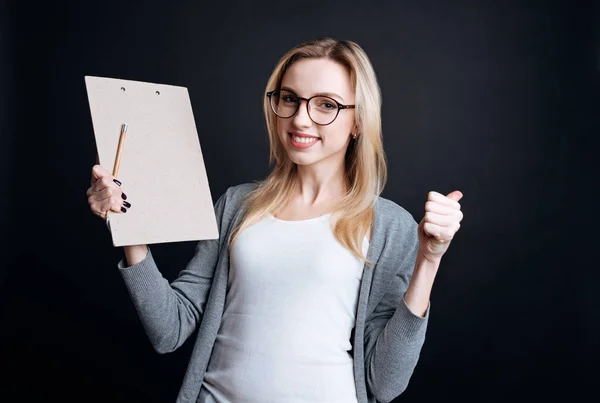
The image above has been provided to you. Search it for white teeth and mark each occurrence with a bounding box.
[292,135,319,144]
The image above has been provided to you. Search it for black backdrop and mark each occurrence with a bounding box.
[1,0,598,402]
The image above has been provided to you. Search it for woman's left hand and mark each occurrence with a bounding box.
[417,190,464,263]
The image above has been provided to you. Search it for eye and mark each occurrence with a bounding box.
[281,95,299,104]
[313,97,337,111]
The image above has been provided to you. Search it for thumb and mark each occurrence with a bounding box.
[446,190,463,202]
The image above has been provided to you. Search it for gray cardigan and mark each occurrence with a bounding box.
[118,183,429,403]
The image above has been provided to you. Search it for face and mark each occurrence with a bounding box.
[275,58,356,170]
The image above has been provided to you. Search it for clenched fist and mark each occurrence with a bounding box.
[417,190,463,263]
[86,164,131,221]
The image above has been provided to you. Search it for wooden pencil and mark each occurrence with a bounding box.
[112,123,128,178]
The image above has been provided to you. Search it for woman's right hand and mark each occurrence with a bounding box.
[87,164,131,220]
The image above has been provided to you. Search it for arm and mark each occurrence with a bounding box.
[116,190,229,354]
[364,221,430,402]
[123,244,150,266]
[404,255,440,317]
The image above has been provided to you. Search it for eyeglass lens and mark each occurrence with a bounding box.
[270,90,340,125]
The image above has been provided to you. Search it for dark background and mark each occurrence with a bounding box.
[1,0,598,401]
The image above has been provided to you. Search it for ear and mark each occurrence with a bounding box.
[351,123,360,138]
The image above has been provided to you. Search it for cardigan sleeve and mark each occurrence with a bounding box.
[116,189,230,354]
[363,218,430,403]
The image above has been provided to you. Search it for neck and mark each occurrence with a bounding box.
[294,162,348,206]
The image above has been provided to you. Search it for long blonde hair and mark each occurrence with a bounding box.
[229,38,386,263]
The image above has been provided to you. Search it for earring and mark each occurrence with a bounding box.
[352,132,358,139]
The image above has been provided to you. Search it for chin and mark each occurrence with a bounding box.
[286,151,319,166]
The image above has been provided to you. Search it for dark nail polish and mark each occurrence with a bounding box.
[121,193,127,200]
[121,207,127,213]
[123,201,131,208]
[113,179,122,186]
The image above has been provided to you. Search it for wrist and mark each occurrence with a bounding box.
[417,250,442,267]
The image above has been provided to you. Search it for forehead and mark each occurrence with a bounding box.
[281,58,354,101]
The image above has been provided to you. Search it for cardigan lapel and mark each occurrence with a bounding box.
[364,198,392,316]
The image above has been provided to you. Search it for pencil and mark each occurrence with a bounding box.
[112,123,128,178]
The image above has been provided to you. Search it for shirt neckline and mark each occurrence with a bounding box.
[266,212,333,224]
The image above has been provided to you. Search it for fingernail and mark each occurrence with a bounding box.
[113,179,122,186]
[121,193,127,200]
[121,207,127,213]
[123,201,131,208]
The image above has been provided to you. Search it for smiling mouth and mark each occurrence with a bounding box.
[288,133,321,149]
[289,133,321,143]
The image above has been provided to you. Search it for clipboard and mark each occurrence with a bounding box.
[85,75,219,247]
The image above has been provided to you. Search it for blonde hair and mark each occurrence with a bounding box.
[229,38,386,263]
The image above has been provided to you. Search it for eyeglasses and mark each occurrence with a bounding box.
[266,89,355,126]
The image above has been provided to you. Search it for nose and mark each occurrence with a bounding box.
[292,100,312,128]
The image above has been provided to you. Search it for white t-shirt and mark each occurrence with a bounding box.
[199,212,369,403]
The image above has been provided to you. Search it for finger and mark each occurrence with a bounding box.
[87,177,113,197]
[99,196,127,215]
[87,183,106,199]
[423,222,456,241]
[425,202,464,223]
[428,191,461,209]
[424,212,457,227]
[423,222,444,238]
[105,197,128,213]
[90,194,128,218]
[91,164,111,183]
[89,197,118,217]
[445,190,463,202]
[93,175,120,193]
[425,201,463,218]
[88,180,125,204]
[95,186,122,202]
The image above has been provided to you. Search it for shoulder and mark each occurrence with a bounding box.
[212,182,259,235]
[214,182,259,213]
[223,182,259,201]
[369,195,420,256]
[373,195,419,233]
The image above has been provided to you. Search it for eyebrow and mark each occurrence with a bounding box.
[280,86,346,103]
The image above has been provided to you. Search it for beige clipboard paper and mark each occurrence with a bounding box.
[85,75,219,247]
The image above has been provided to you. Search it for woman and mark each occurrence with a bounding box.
[86,38,464,403]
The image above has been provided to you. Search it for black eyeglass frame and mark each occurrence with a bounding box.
[266,90,355,126]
